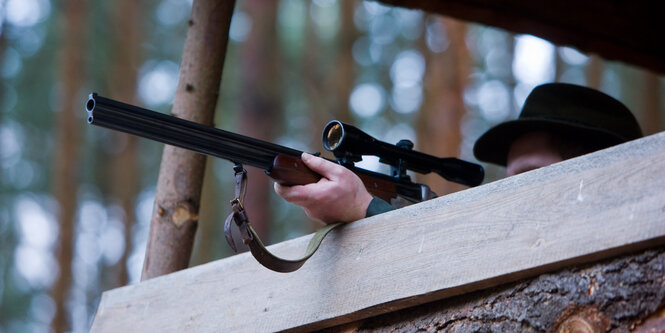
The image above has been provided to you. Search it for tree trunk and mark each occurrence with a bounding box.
[304,1,326,149]
[107,0,142,287]
[237,0,281,242]
[506,33,517,117]
[641,72,661,136]
[141,0,235,280]
[586,55,603,90]
[324,247,665,332]
[332,0,356,124]
[416,17,469,196]
[0,20,7,181]
[51,0,86,331]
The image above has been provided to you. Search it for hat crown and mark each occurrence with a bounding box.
[519,83,642,141]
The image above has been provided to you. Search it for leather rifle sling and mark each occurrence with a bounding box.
[224,165,344,273]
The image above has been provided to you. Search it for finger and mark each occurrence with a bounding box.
[301,153,344,180]
[274,182,314,204]
[273,182,286,196]
[274,182,299,201]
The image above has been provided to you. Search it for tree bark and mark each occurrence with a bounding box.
[141,0,235,280]
[51,0,86,331]
[324,247,665,332]
[237,0,281,242]
[108,0,142,287]
[416,17,469,196]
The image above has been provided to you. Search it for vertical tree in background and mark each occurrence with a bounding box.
[141,0,235,280]
[189,159,221,265]
[586,55,603,89]
[304,1,355,152]
[332,0,356,123]
[0,17,7,181]
[304,1,326,149]
[107,0,142,287]
[505,33,516,116]
[0,10,6,117]
[641,73,662,135]
[417,17,470,196]
[237,0,281,241]
[51,0,86,331]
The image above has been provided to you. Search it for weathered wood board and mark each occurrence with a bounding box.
[91,132,665,332]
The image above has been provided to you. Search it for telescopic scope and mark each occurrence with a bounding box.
[322,120,484,187]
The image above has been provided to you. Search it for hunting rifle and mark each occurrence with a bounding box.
[85,93,484,272]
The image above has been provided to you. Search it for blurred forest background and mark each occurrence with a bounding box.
[0,0,663,332]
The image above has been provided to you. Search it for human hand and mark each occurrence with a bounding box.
[274,153,373,224]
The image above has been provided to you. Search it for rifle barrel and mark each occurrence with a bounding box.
[86,93,302,170]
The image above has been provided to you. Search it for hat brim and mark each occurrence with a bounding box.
[473,119,626,166]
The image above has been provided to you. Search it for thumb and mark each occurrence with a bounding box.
[300,153,342,180]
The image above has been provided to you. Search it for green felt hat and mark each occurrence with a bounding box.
[473,83,643,166]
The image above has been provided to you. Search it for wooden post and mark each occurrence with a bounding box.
[141,0,236,280]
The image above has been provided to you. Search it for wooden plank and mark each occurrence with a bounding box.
[91,132,665,333]
[377,0,665,74]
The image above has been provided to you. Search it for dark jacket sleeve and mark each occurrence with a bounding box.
[365,197,395,217]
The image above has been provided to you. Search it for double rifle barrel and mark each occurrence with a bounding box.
[86,93,300,170]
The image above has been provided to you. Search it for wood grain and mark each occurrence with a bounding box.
[91,132,665,333]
